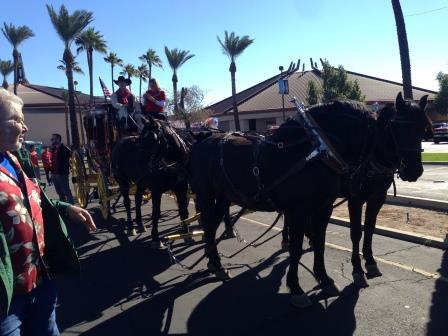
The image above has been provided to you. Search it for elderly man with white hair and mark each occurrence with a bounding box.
[0,89,96,335]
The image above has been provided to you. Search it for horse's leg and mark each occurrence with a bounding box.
[312,204,340,296]
[174,182,189,233]
[135,186,147,233]
[285,209,310,308]
[200,194,230,280]
[348,198,368,287]
[150,190,163,248]
[122,188,135,236]
[281,214,289,251]
[362,192,386,278]
[222,200,236,239]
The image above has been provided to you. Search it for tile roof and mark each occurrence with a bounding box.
[210,69,437,116]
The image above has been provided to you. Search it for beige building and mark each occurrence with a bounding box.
[209,68,439,132]
[7,84,98,146]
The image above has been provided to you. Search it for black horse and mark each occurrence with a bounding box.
[189,93,428,308]
[343,94,431,287]
[112,116,190,247]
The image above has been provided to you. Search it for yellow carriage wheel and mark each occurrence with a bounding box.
[70,151,89,208]
[97,169,111,221]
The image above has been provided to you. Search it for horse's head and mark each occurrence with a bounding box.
[139,116,164,154]
[384,92,431,182]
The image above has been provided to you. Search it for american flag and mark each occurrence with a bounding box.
[99,77,111,97]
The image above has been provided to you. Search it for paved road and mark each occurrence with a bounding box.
[53,195,447,336]
[390,165,448,201]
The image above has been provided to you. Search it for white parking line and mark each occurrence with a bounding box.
[240,216,448,284]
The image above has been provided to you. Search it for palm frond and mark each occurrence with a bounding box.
[0,59,14,76]
[75,27,107,54]
[164,46,195,71]
[217,30,254,60]
[46,4,93,49]
[1,23,34,47]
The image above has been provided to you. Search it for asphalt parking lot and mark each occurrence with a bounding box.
[54,195,447,336]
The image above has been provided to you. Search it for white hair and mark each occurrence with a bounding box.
[0,88,24,120]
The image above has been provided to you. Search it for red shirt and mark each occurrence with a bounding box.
[41,150,52,170]
[30,150,39,167]
[0,153,46,295]
[144,89,166,113]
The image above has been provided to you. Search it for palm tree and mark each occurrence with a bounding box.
[391,0,413,99]
[164,47,195,113]
[0,60,14,89]
[1,23,34,95]
[139,48,162,86]
[57,59,86,145]
[120,63,136,90]
[136,64,149,100]
[75,27,107,105]
[47,4,93,150]
[217,31,254,131]
[104,52,123,91]
[61,89,71,146]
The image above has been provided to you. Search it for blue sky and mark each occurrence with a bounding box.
[0,0,447,104]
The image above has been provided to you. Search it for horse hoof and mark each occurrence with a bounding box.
[366,264,382,278]
[222,229,236,240]
[353,273,369,288]
[150,241,164,249]
[290,294,312,308]
[281,240,289,252]
[137,226,147,233]
[321,283,341,297]
[127,228,136,236]
[215,269,232,281]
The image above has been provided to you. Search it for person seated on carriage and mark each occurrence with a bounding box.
[111,76,143,134]
[142,78,167,121]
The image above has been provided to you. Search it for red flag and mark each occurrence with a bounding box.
[99,77,111,97]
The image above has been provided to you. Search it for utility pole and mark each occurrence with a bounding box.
[279,66,285,121]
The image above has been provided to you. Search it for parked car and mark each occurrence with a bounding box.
[433,122,448,144]
[23,140,43,155]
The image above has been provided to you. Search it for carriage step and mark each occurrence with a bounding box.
[164,230,204,241]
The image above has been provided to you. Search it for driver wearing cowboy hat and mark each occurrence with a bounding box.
[110,76,143,132]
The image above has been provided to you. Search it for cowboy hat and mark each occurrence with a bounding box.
[114,76,132,85]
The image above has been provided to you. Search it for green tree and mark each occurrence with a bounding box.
[104,52,123,91]
[319,60,365,102]
[120,63,136,91]
[47,4,93,150]
[164,47,195,113]
[306,80,320,105]
[136,64,149,100]
[0,59,14,89]
[391,0,413,99]
[60,88,71,146]
[57,59,84,75]
[435,72,448,116]
[75,27,107,105]
[217,31,254,131]
[139,48,162,86]
[1,23,34,95]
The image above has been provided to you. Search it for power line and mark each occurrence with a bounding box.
[405,6,448,17]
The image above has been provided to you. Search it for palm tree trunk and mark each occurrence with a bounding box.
[75,93,86,145]
[12,48,18,95]
[111,64,115,91]
[172,72,178,113]
[88,49,94,106]
[64,103,71,146]
[2,78,8,89]
[64,49,80,149]
[148,63,152,86]
[391,0,413,100]
[139,76,142,101]
[230,61,240,131]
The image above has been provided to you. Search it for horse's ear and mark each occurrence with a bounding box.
[419,95,428,110]
[395,92,406,111]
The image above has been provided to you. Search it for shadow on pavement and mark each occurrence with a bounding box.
[426,235,448,336]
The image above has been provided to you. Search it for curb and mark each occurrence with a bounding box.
[385,194,448,212]
[329,216,448,250]
[422,161,448,166]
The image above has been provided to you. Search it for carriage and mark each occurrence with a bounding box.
[70,103,135,220]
